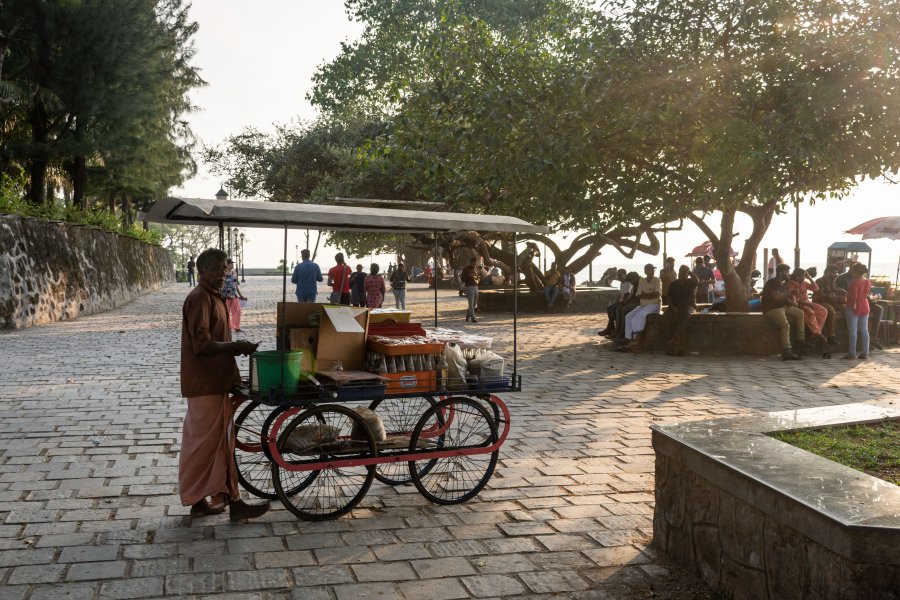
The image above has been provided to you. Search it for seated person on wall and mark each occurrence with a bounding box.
[543,262,562,311]
[692,257,715,304]
[560,269,577,308]
[660,257,677,305]
[599,268,632,337]
[623,264,662,351]
[813,265,846,344]
[611,272,642,343]
[787,268,828,345]
[664,266,699,356]
[762,263,805,360]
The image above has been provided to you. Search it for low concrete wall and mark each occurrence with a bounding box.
[642,311,852,355]
[478,286,619,313]
[0,214,173,329]
[652,402,900,600]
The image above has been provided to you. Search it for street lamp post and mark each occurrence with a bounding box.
[233,229,240,274]
[240,232,245,282]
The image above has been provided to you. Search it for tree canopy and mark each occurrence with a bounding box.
[0,0,202,223]
[209,0,900,295]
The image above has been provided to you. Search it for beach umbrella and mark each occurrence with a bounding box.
[846,216,900,288]
[685,240,738,258]
[846,216,900,240]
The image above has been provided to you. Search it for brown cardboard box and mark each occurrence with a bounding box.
[288,327,318,374]
[276,303,369,372]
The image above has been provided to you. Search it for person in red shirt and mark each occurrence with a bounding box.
[844,263,872,359]
[327,253,352,305]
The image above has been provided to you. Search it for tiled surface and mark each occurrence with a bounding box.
[1,277,898,598]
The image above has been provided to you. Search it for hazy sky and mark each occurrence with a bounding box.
[176,1,899,278]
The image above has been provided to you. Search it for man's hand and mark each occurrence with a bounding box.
[233,340,259,356]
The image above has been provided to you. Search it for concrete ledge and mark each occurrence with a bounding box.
[642,311,851,355]
[477,287,619,313]
[652,401,900,599]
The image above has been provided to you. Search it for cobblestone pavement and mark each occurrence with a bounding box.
[1,277,898,599]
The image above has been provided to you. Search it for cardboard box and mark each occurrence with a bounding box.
[368,309,412,324]
[383,370,437,395]
[288,327,318,375]
[277,303,369,371]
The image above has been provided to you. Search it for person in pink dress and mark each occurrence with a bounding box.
[787,268,827,343]
[844,263,872,359]
[364,263,386,309]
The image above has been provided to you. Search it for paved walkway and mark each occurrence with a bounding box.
[1,277,898,599]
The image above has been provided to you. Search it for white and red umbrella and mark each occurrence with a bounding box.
[846,216,900,287]
[846,216,900,240]
[685,240,738,258]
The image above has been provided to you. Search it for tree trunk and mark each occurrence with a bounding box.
[121,195,132,227]
[107,189,117,212]
[28,104,49,205]
[72,154,87,210]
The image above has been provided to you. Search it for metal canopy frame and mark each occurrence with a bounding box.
[145,196,548,234]
[145,196,543,391]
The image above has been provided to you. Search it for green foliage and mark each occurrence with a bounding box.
[157,223,218,268]
[771,421,900,486]
[0,179,162,244]
[1,0,203,208]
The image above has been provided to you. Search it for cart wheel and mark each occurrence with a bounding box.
[272,404,377,521]
[368,395,439,485]
[408,397,499,505]
[234,401,278,499]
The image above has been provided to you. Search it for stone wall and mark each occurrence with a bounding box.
[0,214,173,329]
[652,404,900,600]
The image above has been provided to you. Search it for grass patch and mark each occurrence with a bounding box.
[770,420,900,486]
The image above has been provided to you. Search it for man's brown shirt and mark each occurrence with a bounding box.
[181,281,240,397]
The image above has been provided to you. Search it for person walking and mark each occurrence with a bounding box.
[327,253,352,305]
[291,249,322,303]
[186,256,196,287]
[389,262,411,310]
[844,263,872,360]
[222,259,247,332]
[179,248,268,522]
[364,263,386,308]
[349,264,367,307]
[461,257,481,322]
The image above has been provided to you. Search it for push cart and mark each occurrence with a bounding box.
[146,196,547,520]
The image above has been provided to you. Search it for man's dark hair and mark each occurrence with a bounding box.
[196,248,227,272]
[776,263,791,275]
[301,249,310,260]
[335,253,345,263]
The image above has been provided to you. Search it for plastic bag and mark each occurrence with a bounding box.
[444,343,468,391]
[468,351,505,382]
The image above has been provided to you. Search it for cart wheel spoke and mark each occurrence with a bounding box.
[234,401,279,499]
[272,404,376,521]
[408,397,498,505]
[368,395,438,485]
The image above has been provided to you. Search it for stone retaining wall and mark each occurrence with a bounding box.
[0,214,173,329]
[652,403,900,600]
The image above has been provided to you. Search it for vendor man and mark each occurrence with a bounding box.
[180,248,269,521]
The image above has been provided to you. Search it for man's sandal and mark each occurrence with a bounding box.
[190,499,225,518]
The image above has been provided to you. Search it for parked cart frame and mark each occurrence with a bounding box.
[146,196,547,520]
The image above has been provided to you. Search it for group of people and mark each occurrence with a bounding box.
[290,251,411,310]
[598,263,671,352]
[542,262,578,311]
[762,260,882,360]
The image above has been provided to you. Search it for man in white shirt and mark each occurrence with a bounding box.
[598,268,630,336]
[624,264,662,348]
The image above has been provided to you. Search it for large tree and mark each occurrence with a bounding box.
[613,0,900,309]
[1,0,202,216]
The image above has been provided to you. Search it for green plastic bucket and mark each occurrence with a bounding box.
[252,350,303,395]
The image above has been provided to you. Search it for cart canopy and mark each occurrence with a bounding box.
[145,197,549,234]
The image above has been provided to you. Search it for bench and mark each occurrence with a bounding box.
[641,310,852,356]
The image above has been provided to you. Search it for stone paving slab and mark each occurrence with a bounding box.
[1,277,898,599]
